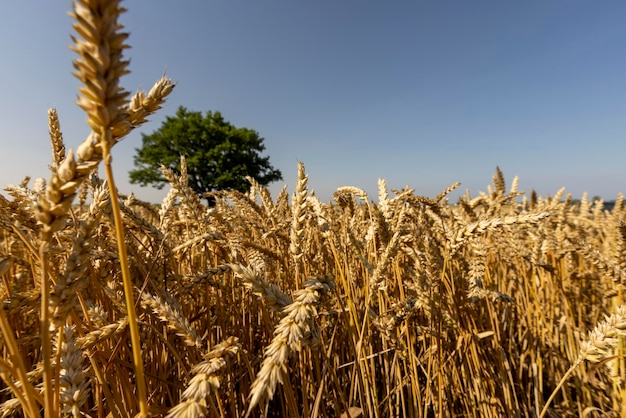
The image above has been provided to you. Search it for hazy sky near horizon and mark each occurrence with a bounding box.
[1,1,625,204]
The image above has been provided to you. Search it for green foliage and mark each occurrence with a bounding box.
[129,106,283,198]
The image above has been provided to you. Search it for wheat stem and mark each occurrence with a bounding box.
[101,138,149,416]
[538,359,582,418]
[0,306,40,417]
[40,243,55,418]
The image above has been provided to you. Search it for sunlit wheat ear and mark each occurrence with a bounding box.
[36,150,78,240]
[448,212,550,254]
[125,75,176,136]
[432,182,462,205]
[581,244,626,284]
[70,0,130,137]
[466,240,513,303]
[221,189,265,226]
[50,218,97,327]
[118,198,164,242]
[510,175,519,194]
[160,157,206,224]
[36,0,130,240]
[0,398,22,418]
[166,337,240,418]
[246,275,334,416]
[492,166,506,195]
[77,318,129,350]
[377,178,391,217]
[579,305,626,363]
[245,175,274,215]
[308,194,331,237]
[290,161,308,265]
[48,108,66,169]
[58,325,90,416]
[140,292,203,349]
[159,187,178,230]
[230,264,292,311]
[369,203,409,291]
[540,305,626,418]
[333,189,357,216]
[4,182,39,212]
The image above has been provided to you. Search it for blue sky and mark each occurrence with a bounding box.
[1,1,625,204]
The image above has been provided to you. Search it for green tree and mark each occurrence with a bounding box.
[129,107,283,202]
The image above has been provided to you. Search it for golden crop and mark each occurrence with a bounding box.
[0,1,624,417]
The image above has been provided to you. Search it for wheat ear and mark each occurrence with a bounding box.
[0,308,40,417]
[290,162,308,280]
[449,212,550,253]
[166,337,240,418]
[230,264,292,312]
[246,275,334,416]
[48,108,66,169]
[539,305,626,418]
[58,326,90,416]
[140,292,203,349]
[161,157,207,225]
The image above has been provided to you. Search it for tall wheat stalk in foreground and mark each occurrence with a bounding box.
[0,0,174,416]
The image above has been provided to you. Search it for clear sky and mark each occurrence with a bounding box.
[1,1,625,204]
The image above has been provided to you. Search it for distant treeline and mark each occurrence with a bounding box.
[603,201,616,211]
[570,199,617,212]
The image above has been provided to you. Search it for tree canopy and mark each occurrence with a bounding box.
[129,107,283,200]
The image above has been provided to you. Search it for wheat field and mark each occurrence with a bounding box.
[1,1,625,417]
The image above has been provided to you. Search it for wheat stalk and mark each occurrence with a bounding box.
[68,1,150,414]
[40,1,175,415]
